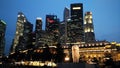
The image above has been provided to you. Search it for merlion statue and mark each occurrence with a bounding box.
[72,45,80,63]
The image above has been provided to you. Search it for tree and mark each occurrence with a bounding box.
[55,43,65,63]
[42,44,51,61]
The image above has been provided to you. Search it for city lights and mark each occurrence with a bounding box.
[0,1,120,68]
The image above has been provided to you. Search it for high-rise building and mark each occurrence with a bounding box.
[67,3,84,43]
[61,7,70,45]
[35,17,43,47]
[84,12,95,43]
[0,20,6,57]
[12,12,33,52]
[35,17,42,33]
[63,7,70,22]
[46,15,60,43]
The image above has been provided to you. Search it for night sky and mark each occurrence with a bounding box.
[0,0,120,55]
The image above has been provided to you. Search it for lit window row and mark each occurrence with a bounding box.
[17,14,24,17]
[85,15,92,19]
[79,43,104,47]
[72,7,81,10]
[84,28,94,32]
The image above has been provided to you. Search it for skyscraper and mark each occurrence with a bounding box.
[0,20,6,57]
[46,15,60,43]
[62,7,70,44]
[63,7,70,22]
[67,3,84,43]
[35,17,43,47]
[84,12,95,43]
[12,12,33,52]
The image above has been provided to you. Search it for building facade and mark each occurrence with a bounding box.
[35,17,43,47]
[67,3,84,43]
[0,20,6,57]
[45,15,60,43]
[63,7,70,22]
[84,12,95,43]
[12,12,33,52]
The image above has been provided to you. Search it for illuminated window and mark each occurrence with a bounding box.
[24,19,26,22]
[18,15,20,17]
[82,45,84,47]
[89,44,91,46]
[91,29,94,32]
[84,29,88,33]
[100,43,102,45]
[90,16,92,18]
[72,7,81,10]
[84,20,86,24]
[16,31,18,34]
[92,44,95,46]
[22,14,24,17]
[87,28,90,32]
[96,43,99,46]
[88,20,92,23]
[85,16,88,19]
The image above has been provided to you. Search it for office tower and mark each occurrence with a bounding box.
[35,17,43,47]
[84,12,95,43]
[62,7,70,44]
[0,20,6,57]
[12,12,33,52]
[35,17,42,33]
[46,15,60,43]
[63,7,70,22]
[67,3,84,43]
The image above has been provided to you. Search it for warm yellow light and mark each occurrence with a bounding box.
[111,42,116,44]
[87,28,90,32]
[105,45,111,48]
[85,29,88,33]
[65,56,70,62]
[116,43,120,46]
[85,16,88,19]
[90,16,92,18]
[84,20,87,24]
[88,20,92,23]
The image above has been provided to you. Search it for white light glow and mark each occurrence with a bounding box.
[18,15,20,17]
[84,20,87,24]
[72,7,81,10]
[36,17,42,20]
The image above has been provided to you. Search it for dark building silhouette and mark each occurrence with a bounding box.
[59,7,70,45]
[12,12,33,52]
[84,12,95,43]
[35,17,43,47]
[0,20,6,57]
[45,15,60,43]
[67,3,84,43]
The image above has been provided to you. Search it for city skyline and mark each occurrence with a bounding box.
[0,0,120,55]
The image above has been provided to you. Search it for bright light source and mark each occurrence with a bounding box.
[36,17,42,20]
[65,56,70,62]
[72,7,81,10]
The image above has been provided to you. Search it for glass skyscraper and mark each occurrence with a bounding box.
[12,12,33,52]
[46,15,60,43]
[67,3,84,43]
[0,20,6,57]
